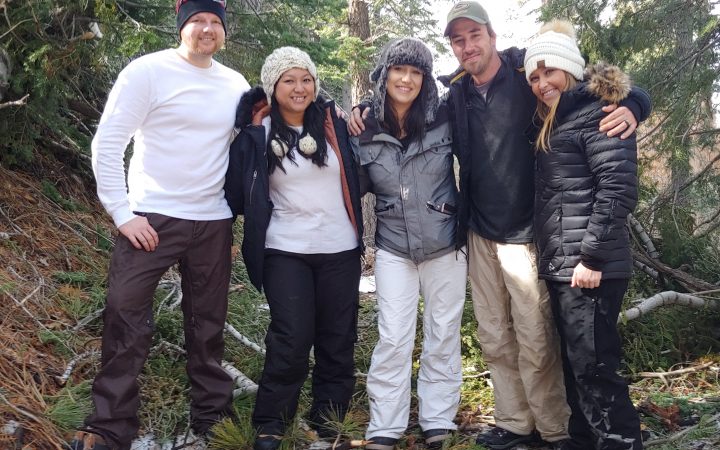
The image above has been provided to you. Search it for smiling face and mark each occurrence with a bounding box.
[386,64,424,114]
[179,11,225,57]
[448,18,500,84]
[529,66,570,107]
[273,68,315,125]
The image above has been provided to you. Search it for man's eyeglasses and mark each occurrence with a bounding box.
[175,0,226,13]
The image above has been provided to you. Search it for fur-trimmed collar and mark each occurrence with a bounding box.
[583,62,631,103]
[555,62,632,119]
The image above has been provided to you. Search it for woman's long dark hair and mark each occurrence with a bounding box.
[381,74,428,142]
[267,95,328,174]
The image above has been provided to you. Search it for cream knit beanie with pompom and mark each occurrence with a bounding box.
[524,20,585,81]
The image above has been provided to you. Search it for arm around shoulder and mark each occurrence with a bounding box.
[621,85,652,123]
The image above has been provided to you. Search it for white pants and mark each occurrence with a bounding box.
[366,248,468,439]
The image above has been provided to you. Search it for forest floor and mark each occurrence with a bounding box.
[1,163,719,450]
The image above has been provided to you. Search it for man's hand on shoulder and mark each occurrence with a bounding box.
[252,101,270,126]
[119,216,159,252]
[599,104,637,139]
[347,106,369,136]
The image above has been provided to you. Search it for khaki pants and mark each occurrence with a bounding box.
[468,231,569,442]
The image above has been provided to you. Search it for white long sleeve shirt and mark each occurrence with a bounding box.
[91,49,249,227]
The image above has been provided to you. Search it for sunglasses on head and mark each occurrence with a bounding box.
[175,0,226,13]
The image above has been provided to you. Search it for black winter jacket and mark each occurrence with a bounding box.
[224,91,364,292]
[439,47,537,244]
[534,65,639,281]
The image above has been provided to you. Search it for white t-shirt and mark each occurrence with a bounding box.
[263,120,357,254]
[91,48,250,227]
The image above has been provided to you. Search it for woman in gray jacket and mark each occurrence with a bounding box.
[352,38,467,450]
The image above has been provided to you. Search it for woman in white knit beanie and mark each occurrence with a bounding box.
[523,20,647,450]
[225,46,364,450]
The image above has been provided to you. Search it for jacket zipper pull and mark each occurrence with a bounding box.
[249,170,258,205]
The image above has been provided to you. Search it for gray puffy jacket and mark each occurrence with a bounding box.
[351,104,459,263]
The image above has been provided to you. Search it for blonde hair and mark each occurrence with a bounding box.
[535,72,578,152]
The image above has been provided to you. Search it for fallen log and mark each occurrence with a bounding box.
[621,291,719,323]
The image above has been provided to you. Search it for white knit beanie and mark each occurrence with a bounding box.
[260,46,320,104]
[524,20,585,82]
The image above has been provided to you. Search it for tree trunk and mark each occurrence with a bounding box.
[348,0,376,252]
[348,0,372,104]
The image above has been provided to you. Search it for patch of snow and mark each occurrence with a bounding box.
[359,275,376,293]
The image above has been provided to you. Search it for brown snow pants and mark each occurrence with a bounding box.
[83,213,234,449]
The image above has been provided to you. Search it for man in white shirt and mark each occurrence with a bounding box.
[70,1,249,449]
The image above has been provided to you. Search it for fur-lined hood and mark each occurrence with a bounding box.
[583,62,631,103]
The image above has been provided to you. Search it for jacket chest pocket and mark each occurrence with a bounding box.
[361,146,400,190]
[418,139,453,175]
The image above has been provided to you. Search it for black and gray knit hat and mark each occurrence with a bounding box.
[176,0,227,32]
[370,38,439,124]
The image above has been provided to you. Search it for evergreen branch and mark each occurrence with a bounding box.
[645,412,720,447]
[649,22,720,92]
[693,207,720,238]
[644,152,720,221]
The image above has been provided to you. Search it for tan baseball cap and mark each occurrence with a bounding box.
[444,1,490,36]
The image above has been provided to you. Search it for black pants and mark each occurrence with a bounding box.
[252,247,361,436]
[546,279,642,450]
[85,214,234,449]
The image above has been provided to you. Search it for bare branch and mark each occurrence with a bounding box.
[73,308,105,332]
[152,340,258,396]
[686,127,720,136]
[632,250,718,292]
[633,259,659,280]
[225,322,265,355]
[628,214,660,258]
[0,391,42,424]
[56,350,100,386]
[694,204,720,237]
[620,291,719,323]
[222,361,258,396]
[638,362,713,379]
[0,94,29,110]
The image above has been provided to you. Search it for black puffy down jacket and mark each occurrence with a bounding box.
[534,64,643,282]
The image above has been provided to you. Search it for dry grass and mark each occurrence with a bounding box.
[1,160,719,449]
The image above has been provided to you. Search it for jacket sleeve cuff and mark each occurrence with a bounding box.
[580,253,603,272]
[620,86,652,123]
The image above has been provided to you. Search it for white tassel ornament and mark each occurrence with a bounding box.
[298,135,317,155]
[270,139,288,158]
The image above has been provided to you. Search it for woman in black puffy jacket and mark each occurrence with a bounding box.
[524,20,649,450]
